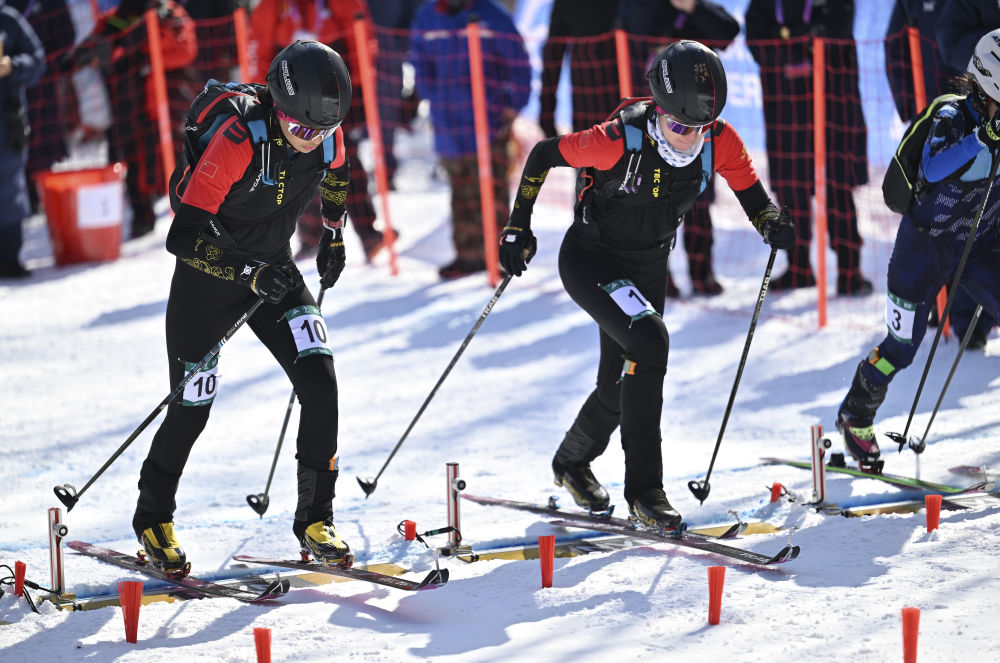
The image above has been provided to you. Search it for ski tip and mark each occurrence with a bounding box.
[418,567,449,589]
[772,545,801,564]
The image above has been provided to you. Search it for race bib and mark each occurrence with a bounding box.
[285,305,334,359]
[182,354,220,406]
[886,292,917,343]
[602,279,658,322]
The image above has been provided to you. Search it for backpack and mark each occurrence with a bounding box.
[169,79,271,211]
[882,93,963,214]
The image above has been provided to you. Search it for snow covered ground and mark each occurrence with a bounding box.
[3,156,1000,662]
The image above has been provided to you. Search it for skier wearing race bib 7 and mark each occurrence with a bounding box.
[836,29,1000,473]
[498,40,795,529]
[132,40,354,575]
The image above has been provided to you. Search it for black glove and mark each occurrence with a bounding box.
[240,260,303,304]
[316,227,346,289]
[752,206,796,250]
[978,109,1000,148]
[498,224,537,277]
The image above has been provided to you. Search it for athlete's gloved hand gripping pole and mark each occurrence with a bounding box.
[886,147,1000,454]
[54,297,266,511]
[689,205,791,504]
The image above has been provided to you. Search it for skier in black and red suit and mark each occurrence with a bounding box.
[132,40,354,574]
[498,40,796,528]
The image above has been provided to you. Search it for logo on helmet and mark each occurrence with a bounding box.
[974,54,993,78]
[660,60,673,94]
[281,60,295,96]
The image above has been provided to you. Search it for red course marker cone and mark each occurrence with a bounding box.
[707,566,726,625]
[924,494,942,532]
[254,627,272,663]
[116,580,143,643]
[538,535,555,588]
[901,606,920,663]
[769,483,783,503]
[13,561,25,597]
[403,520,417,541]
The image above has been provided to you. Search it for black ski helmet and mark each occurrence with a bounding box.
[646,40,727,126]
[267,40,351,129]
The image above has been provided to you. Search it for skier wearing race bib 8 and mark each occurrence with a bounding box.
[498,40,795,529]
[132,40,354,575]
[836,29,1000,473]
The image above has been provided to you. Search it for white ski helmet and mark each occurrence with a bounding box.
[968,28,1000,103]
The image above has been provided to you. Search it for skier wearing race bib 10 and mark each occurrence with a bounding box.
[836,29,1000,473]
[132,40,354,575]
[498,40,796,529]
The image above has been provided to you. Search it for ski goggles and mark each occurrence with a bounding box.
[656,107,710,136]
[275,108,338,141]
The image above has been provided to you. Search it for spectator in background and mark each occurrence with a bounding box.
[746,0,873,296]
[410,0,531,279]
[179,0,245,20]
[9,0,74,215]
[281,0,392,263]
[538,0,621,140]
[0,1,44,278]
[367,0,424,189]
[66,0,196,239]
[936,0,1000,73]
[619,0,739,296]
[886,0,996,349]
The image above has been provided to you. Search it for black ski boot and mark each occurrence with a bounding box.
[137,523,189,577]
[294,462,352,566]
[552,457,611,513]
[838,359,890,473]
[629,488,682,531]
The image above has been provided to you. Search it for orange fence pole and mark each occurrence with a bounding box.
[353,14,399,275]
[466,17,500,286]
[233,7,250,83]
[907,25,950,337]
[812,36,827,328]
[614,28,632,99]
[145,8,175,196]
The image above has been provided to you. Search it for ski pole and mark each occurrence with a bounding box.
[357,275,513,498]
[247,287,327,516]
[911,303,983,453]
[689,247,777,505]
[53,298,266,511]
[886,149,1000,453]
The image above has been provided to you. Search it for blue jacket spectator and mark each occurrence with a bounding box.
[409,0,530,159]
[936,0,1000,72]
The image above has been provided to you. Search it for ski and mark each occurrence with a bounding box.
[949,465,1000,480]
[761,457,995,495]
[549,519,799,566]
[232,555,449,592]
[461,493,747,539]
[67,541,289,603]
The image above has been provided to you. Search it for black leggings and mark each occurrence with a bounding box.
[134,261,338,529]
[558,230,671,502]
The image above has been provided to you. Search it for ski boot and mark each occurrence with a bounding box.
[837,411,883,473]
[137,523,189,578]
[628,488,682,532]
[552,457,611,514]
[298,518,353,567]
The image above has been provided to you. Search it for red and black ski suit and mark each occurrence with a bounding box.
[510,99,778,504]
[133,99,350,540]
